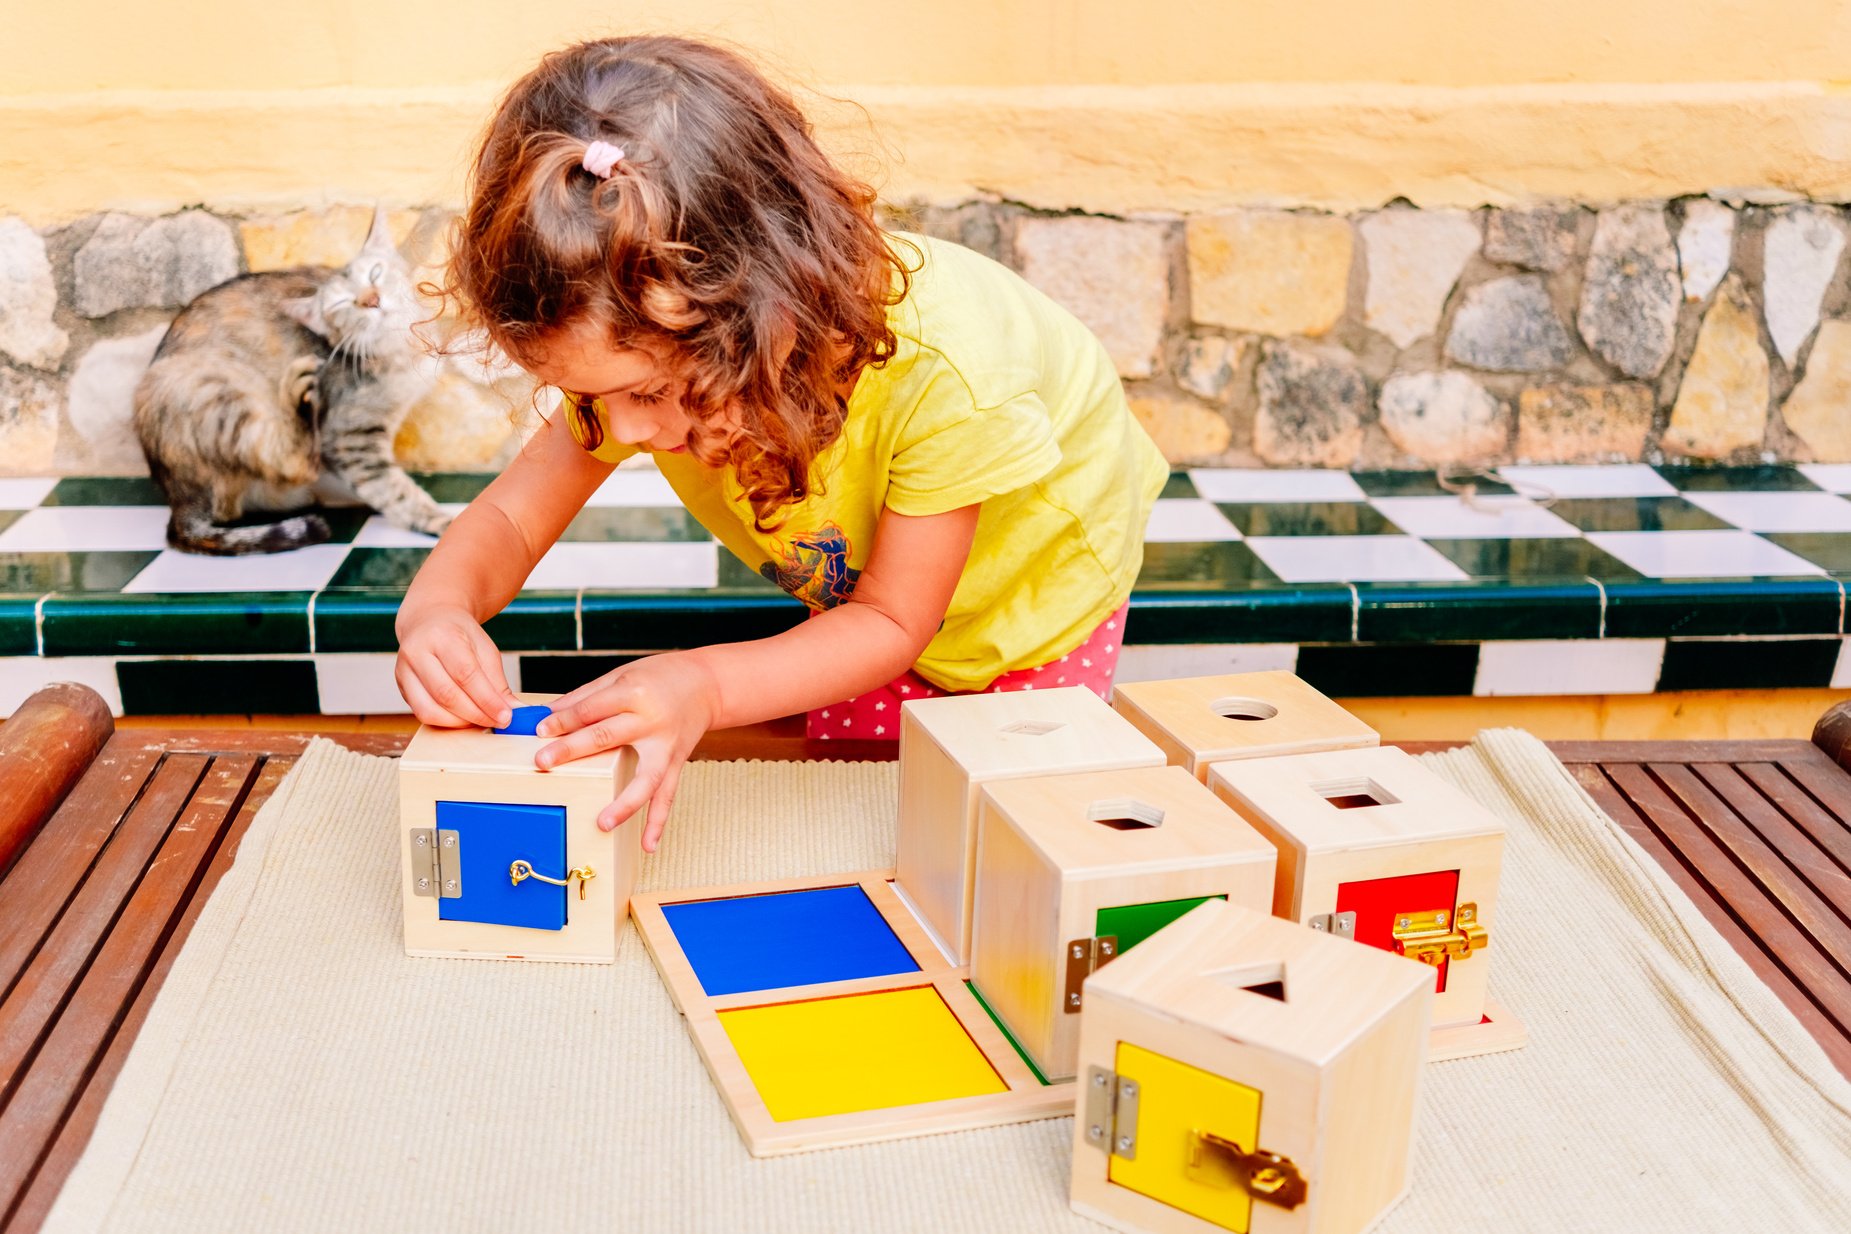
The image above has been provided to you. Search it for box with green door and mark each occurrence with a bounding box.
[969,765,1279,1082]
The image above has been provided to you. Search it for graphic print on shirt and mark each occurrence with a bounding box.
[760,522,861,609]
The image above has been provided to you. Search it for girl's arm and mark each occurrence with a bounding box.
[395,411,615,728]
[535,502,981,846]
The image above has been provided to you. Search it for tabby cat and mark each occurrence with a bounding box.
[133,207,452,555]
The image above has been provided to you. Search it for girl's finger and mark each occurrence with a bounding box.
[396,666,469,728]
[535,706,644,771]
[542,662,637,733]
[469,628,521,710]
[599,761,661,833]
[431,636,510,729]
[642,759,684,852]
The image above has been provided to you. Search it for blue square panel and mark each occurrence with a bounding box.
[436,800,569,931]
[660,884,920,997]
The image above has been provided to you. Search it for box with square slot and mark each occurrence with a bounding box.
[1111,672,1379,782]
[1205,745,1522,1057]
[1069,899,1432,1234]
[895,686,1166,964]
[398,695,642,963]
[969,766,1278,1081]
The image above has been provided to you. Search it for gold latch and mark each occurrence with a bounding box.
[1391,902,1487,966]
[1186,1130,1308,1210]
[1063,935,1120,1013]
[509,859,597,900]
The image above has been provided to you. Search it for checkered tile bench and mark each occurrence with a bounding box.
[3,463,1848,716]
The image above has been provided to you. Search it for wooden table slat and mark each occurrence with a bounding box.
[1689,763,1851,927]
[0,754,259,1224]
[0,756,208,1082]
[1545,739,1831,766]
[1570,765,1851,1077]
[1604,762,1851,1034]
[1775,758,1851,827]
[1736,763,1851,881]
[1652,764,1851,974]
[3,755,293,1234]
[0,747,163,995]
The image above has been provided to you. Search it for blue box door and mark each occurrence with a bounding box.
[436,801,569,931]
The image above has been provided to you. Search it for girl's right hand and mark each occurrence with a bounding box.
[394,604,521,730]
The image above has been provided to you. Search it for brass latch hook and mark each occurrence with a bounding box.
[509,859,597,900]
[1391,902,1488,966]
[1186,1130,1308,1209]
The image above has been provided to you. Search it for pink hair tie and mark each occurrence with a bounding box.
[581,140,625,179]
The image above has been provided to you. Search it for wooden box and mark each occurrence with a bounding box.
[1206,745,1517,1050]
[398,696,642,963]
[970,766,1279,1081]
[1071,899,1432,1234]
[895,687,1165,964]
[1112,672,1378,781]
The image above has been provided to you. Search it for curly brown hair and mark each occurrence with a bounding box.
[444,36,912,527]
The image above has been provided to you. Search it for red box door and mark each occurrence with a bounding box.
[1335,870,1460,993]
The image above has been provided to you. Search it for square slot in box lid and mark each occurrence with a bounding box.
[901,686,1165,780]
[661,884,920,997]
[1083,899,1434,1068]
[1206,745,1505,857]
[981,766,1276,878]
[1112,671,1378,773]
[401,692,618,779]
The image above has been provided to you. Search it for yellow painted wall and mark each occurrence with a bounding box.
[5,1,1851,222]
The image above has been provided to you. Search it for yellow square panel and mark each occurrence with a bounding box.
[720,986,1008,1122]
[1109,1041,1265,1233]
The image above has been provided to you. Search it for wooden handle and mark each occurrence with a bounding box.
[0,682,115,877]
[1812,700,1851,775]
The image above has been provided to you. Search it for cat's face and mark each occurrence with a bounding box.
[288,208,417,355]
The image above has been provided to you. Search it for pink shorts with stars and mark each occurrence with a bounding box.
[805,600,1130,741]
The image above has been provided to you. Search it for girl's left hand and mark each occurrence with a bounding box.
[532,652,719,852]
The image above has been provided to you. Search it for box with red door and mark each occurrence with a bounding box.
[1205,743,1525,1058]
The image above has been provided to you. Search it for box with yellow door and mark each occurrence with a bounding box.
[1069,899,1433,1234]
[1204,744,1524,1058]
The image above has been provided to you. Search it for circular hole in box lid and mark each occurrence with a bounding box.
[1210,696,1279,722]
[1088,797,1165,830]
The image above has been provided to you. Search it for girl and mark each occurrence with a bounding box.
[396,36,1168,851]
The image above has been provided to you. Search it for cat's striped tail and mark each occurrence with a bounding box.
[166,504,332,556]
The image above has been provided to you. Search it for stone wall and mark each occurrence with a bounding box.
[3,197,1849,477]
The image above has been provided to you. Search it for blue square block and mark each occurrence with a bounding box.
[494,705,553,736]
[660,884,920,996]
[436,800,569,931]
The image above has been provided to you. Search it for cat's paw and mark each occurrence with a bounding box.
[404,508,454,539]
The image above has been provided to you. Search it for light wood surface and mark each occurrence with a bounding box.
[894,689,1166,963]
[1113,672,1379,780]
[970,766,1278,1080]
[1070,900,1432,1234]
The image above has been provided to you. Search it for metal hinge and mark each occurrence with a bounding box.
[1306,910,1356,940]
[1063,935,1120,1013]
[409,828,462,899]
[1392,902,1488,966]
[1082,1065,1141,1160]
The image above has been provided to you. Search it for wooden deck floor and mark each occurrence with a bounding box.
[2,723,1848,1231]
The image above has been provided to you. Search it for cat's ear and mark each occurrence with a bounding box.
[360,204,398,259]
[282,295,331,339]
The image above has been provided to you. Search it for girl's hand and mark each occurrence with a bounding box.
[394,604,520,730]
[533,653,720,851]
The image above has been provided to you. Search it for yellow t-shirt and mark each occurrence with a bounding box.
[585,232,1168,692]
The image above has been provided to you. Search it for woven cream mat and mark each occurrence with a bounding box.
[43,732,1851,1233]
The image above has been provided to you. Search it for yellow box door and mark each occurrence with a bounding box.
[1108,1042,1266,1232]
